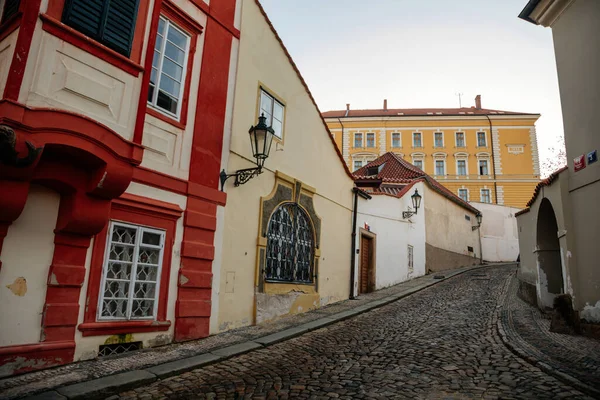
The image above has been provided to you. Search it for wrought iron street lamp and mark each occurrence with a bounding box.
[402,189,422,219]
[220,113,275,191]
[472,212,483,231]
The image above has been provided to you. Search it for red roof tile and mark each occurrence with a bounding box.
[322,107,539,118]
[353,152,480,214]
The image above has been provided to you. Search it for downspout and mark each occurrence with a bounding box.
[484,115,499,204]
[350,187,371,299]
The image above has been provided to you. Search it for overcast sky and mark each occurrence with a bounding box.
[258,0,564,171]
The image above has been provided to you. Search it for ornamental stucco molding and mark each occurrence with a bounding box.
[491,128,503,175]
[496,186,505,205]
[529,126,541,176]
[379,130,386,156]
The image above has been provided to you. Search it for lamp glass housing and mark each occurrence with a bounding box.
[249,113,275,168]
[411,189,422,211]
[476,212,483,225]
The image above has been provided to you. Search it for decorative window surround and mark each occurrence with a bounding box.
[412,132,422,148]
[354,132,364,148]
[455,132,466,148]
[411,152,425,172]
[391,132,401,148]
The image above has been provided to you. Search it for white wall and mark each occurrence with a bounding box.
[0,185,59,347]
[354,182,426,294]
[473,202,520,262]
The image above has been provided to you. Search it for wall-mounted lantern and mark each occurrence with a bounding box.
[220,113,275,191]
[471,212,483,231]
[402,189,422,219]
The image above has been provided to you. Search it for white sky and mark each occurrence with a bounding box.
[258,0,565,169]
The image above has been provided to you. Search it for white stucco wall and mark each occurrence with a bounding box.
[354,182,426,295]
[472,202,520,262]
[0,185,59,347]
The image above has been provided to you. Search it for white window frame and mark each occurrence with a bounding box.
[148,16,191,120]
[434,132,444,148]
[366,132,376,148]
[354,132,364,148]
[413,159,424,171]
[455,132,466,148]
[435,159,446,176]
[98,221,165,321]
[353,160,363,171]
[477,131,487,147]
[479,159,489,176]
[412,132,422,148]
[259,88,285,139]
[456,159,467,176]
[480,188,491,203]
[391,132,401,148]
[458,188,469,202]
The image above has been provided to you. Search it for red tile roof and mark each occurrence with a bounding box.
[254,0,353,179]
[322,107,539,118]
[515,165,568,217]
[353,152,480,214]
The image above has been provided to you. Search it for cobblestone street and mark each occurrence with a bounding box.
[116,266,597,399]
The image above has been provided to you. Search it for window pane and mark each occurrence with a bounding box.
[165,42,185,65]
[157,90,178,114]
[142,231,161,246]
[157,18,166,36]
[101,299,128,318]
[150,67,158,85]
[261,91,273,115]
[112,226,136,244]
[104,280,130,298]
[131,299,154,318]
[159,74,181,97]
[109,244,134,262]
[134,282,156,299]
[138,247,160,265]
[152,50,161,68]
[162,58,183,81]
[106,262,132,280]
[147,85,155,103]
[167,26,187,49]
[273,102,284,121]
[154,34,163,52]
[136,265,158,282]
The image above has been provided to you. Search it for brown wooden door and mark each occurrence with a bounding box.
[360,236,372,294]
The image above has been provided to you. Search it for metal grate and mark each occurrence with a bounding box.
[265,203,314,283]
[98,341,143,357]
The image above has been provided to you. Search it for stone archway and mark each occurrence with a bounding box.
[536,198,564,310]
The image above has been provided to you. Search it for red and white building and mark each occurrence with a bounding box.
[0,0,240,375]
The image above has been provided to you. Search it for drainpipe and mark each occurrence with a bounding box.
[484,115,499,204]
[350,187,371,299]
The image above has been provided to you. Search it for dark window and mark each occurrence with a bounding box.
[62,0,140,57]
[467,246,474,252]
[465,215,471,221]
[1,0,20,24]
[265,203,314,283]
[98,341,142,357]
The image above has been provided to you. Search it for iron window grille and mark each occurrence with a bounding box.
[98,341,143,357]
[265,203,315,284]
[62,0,140,57]
[260,89,285,139]
[98,221,165,321]
[148,16,191,119]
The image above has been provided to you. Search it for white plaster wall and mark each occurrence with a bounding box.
[216,0,354,332]
[73,183,186,361]
[473,202,520,262]
[0,185,59,347]
[354,182,426,295]
[0,27,18,96]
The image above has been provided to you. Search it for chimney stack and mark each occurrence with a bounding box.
[475,95,482,109]
[346,103,350,111]
[383,99,388,111]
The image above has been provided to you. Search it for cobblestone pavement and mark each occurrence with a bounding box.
[117,266,595,399]
[499,274,600,395]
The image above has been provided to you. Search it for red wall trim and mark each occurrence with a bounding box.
[0,341,75,375]
[146,107,186,130]
[190,0,240,39]
[40,15,144,77]
[0,340,74,356]
[82,194,181,337]
[3,0,42,100]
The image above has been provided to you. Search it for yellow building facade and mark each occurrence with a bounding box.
[323,97,541,208]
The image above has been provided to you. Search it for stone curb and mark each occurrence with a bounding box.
[26,263,510,400]
[495,280,600,399]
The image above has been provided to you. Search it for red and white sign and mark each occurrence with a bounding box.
[574,154,586,172]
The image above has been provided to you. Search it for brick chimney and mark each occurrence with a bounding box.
[475,95,482,109]
[345,103,350,117]
[383,99,388,111]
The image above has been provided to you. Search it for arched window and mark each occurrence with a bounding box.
[265,203,315,283]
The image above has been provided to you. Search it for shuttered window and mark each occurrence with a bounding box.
[62,0,140,57]
[1,0,20,24]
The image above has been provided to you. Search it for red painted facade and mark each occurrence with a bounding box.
[0,0,238,375]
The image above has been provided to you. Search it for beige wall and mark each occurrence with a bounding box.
[216,0,354,332]
[473,202,521,262]
[423,184,481,271]
[551,0,600,317]
[0,185,59,347]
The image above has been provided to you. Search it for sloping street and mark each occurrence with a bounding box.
[114,265,598,399]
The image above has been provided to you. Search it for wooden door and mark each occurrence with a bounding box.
[360,235,372,294]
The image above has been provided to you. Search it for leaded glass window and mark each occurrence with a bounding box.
[99,222,165,320]
[265,203,315,283]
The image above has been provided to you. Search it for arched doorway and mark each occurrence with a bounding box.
[536,198,564,310]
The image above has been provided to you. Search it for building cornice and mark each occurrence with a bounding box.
[519,0,576,27]
[323,114,540,123]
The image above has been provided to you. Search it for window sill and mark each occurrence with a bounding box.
[147,107,186,130]
[78,320,171,337]
[40,14,144,77]
[0,12,21,42]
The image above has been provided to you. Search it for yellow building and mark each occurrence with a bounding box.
[323,96,541,208]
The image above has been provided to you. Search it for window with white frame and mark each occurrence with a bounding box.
[392,133,401,148]
[366,133,375,148]
[413,132,422,148]
[458,188,469,202]
[407,245,414,274]
[477,132,487,147]
[353,160,363,171]
[455,132,465,147]
[413,159,424,171]
[148,17,191,119]
[99,222,165,320]
[480,189,491,203]
[259,89,285,138]
[457,160,467,176]
[479,159,489,175]
[354,133,363,148]
[435,159,445,176]
[434,132,444,148]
